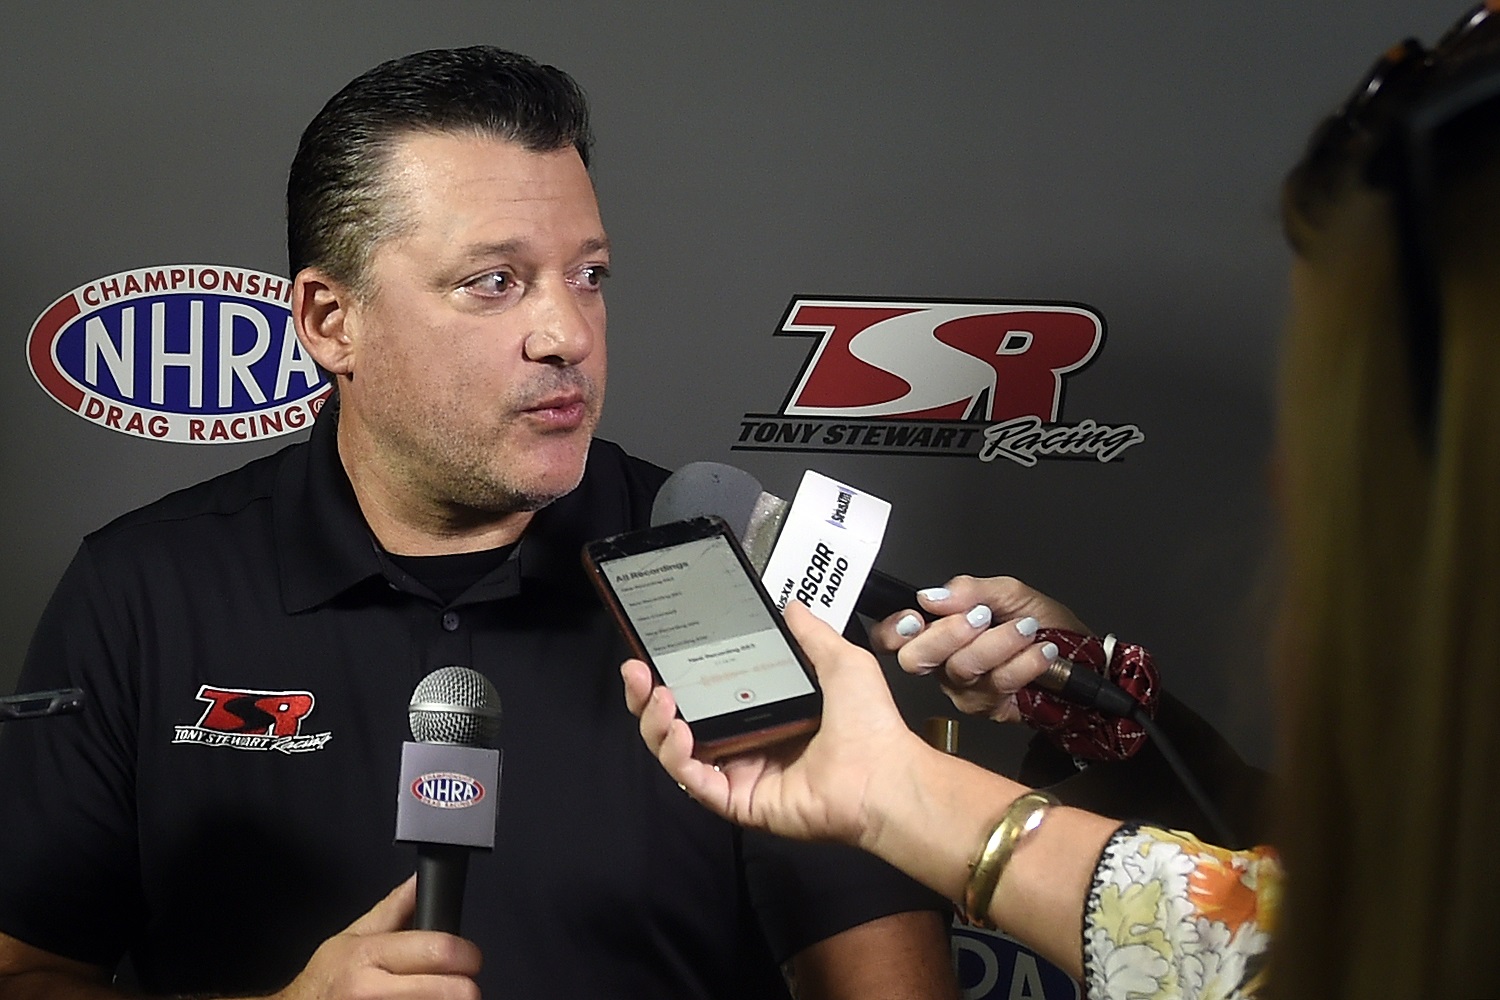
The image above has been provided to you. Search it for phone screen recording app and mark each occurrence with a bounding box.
[602,535,815,722]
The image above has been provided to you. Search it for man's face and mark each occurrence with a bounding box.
[336,131,609,521]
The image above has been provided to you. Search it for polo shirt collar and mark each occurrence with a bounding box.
[275,402,386,613]
[516,468,610,598]
[275,403,607,613]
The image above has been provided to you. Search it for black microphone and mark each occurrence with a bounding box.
[652,462,1238,843]
[651,461,1143,719]
[395,667,502,933]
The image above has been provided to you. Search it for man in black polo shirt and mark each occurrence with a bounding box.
[0,48,957,999]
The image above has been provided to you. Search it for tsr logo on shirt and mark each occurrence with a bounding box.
[172,685,332,754]
[733,298,1145,467]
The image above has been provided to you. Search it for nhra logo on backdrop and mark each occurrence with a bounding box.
[951,923,1079,1000]
[734,298,1145,467]
[172,685,332,754]
[27,265,331,444]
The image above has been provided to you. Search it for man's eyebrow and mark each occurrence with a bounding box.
[454,239,524,263]
[454,236,611,264]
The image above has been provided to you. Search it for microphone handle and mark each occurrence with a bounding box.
[414,842,469,933]
[855,569,932,623]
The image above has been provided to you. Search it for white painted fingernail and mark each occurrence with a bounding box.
[896,614,922,637]
[1016,616,1039,638]
[965,605,992,629]
[918,587,951,601]
[1040,641,1059,661]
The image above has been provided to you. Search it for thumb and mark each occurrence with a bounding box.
[783,599,848,675]
[344,875,417,935]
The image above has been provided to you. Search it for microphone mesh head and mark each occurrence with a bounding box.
[408,666,502,748]
[651,462,763,535]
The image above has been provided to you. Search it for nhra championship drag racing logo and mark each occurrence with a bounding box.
[173,685,332,754]
[27,265,331,443]
[952,923,1079,1000]
[734,298,1145,467]
[411,772,487,809]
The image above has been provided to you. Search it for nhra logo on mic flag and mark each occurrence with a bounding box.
[411,772,487,809]
[27,265,331,444]
[734,298,1145,467]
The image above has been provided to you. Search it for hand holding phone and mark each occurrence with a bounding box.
[584,516,822,760]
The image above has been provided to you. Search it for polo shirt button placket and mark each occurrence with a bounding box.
[441,610,460,632]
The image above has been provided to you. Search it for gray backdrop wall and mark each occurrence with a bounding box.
[1,1,1441,775]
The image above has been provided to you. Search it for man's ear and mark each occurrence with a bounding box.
[292,268,357,378]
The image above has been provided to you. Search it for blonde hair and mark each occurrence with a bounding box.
[1272,105,1500,997]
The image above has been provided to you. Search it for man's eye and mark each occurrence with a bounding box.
[579,265,610,288]
[466,272,514,296]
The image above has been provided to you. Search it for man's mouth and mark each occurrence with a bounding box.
[523,391,588,429]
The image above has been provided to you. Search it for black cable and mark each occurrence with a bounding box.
[1129,703,1237,847]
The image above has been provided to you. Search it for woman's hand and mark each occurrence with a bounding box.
[867,575,1089,723]
[621,599,926,853]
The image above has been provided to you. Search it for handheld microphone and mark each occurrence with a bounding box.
[650,461,1141,718]
[652,462,1238,844]
[657,461,1242,845]
[395,667,502,933]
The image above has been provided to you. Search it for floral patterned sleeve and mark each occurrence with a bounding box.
[1082,824,1281,1000]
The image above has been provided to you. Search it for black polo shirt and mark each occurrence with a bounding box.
[0,409,940,998]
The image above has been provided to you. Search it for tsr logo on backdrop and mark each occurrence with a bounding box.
[735,298,1145,467]
[27,265,331,444]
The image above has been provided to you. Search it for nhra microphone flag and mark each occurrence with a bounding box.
[395,741,501,849]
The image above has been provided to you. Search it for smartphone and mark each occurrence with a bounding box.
[584,515,822,760]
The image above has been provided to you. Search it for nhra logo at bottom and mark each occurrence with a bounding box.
[952,924,1079,1000]
[411,772,486,809]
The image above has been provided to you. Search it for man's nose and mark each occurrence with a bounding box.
[522,279,599,365]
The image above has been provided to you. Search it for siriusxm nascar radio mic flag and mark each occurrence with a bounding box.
[395,666,502,934]
[652,463,891,633]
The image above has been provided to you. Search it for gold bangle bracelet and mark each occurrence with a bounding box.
[962,790,1059,929]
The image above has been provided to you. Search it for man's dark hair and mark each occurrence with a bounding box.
[286,46,593,295]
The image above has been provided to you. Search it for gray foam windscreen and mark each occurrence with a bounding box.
[650,462,789,573]
[650,462,763,532]
[408,666,502,748]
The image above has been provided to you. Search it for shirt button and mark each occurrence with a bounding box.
[441,611,460,631]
